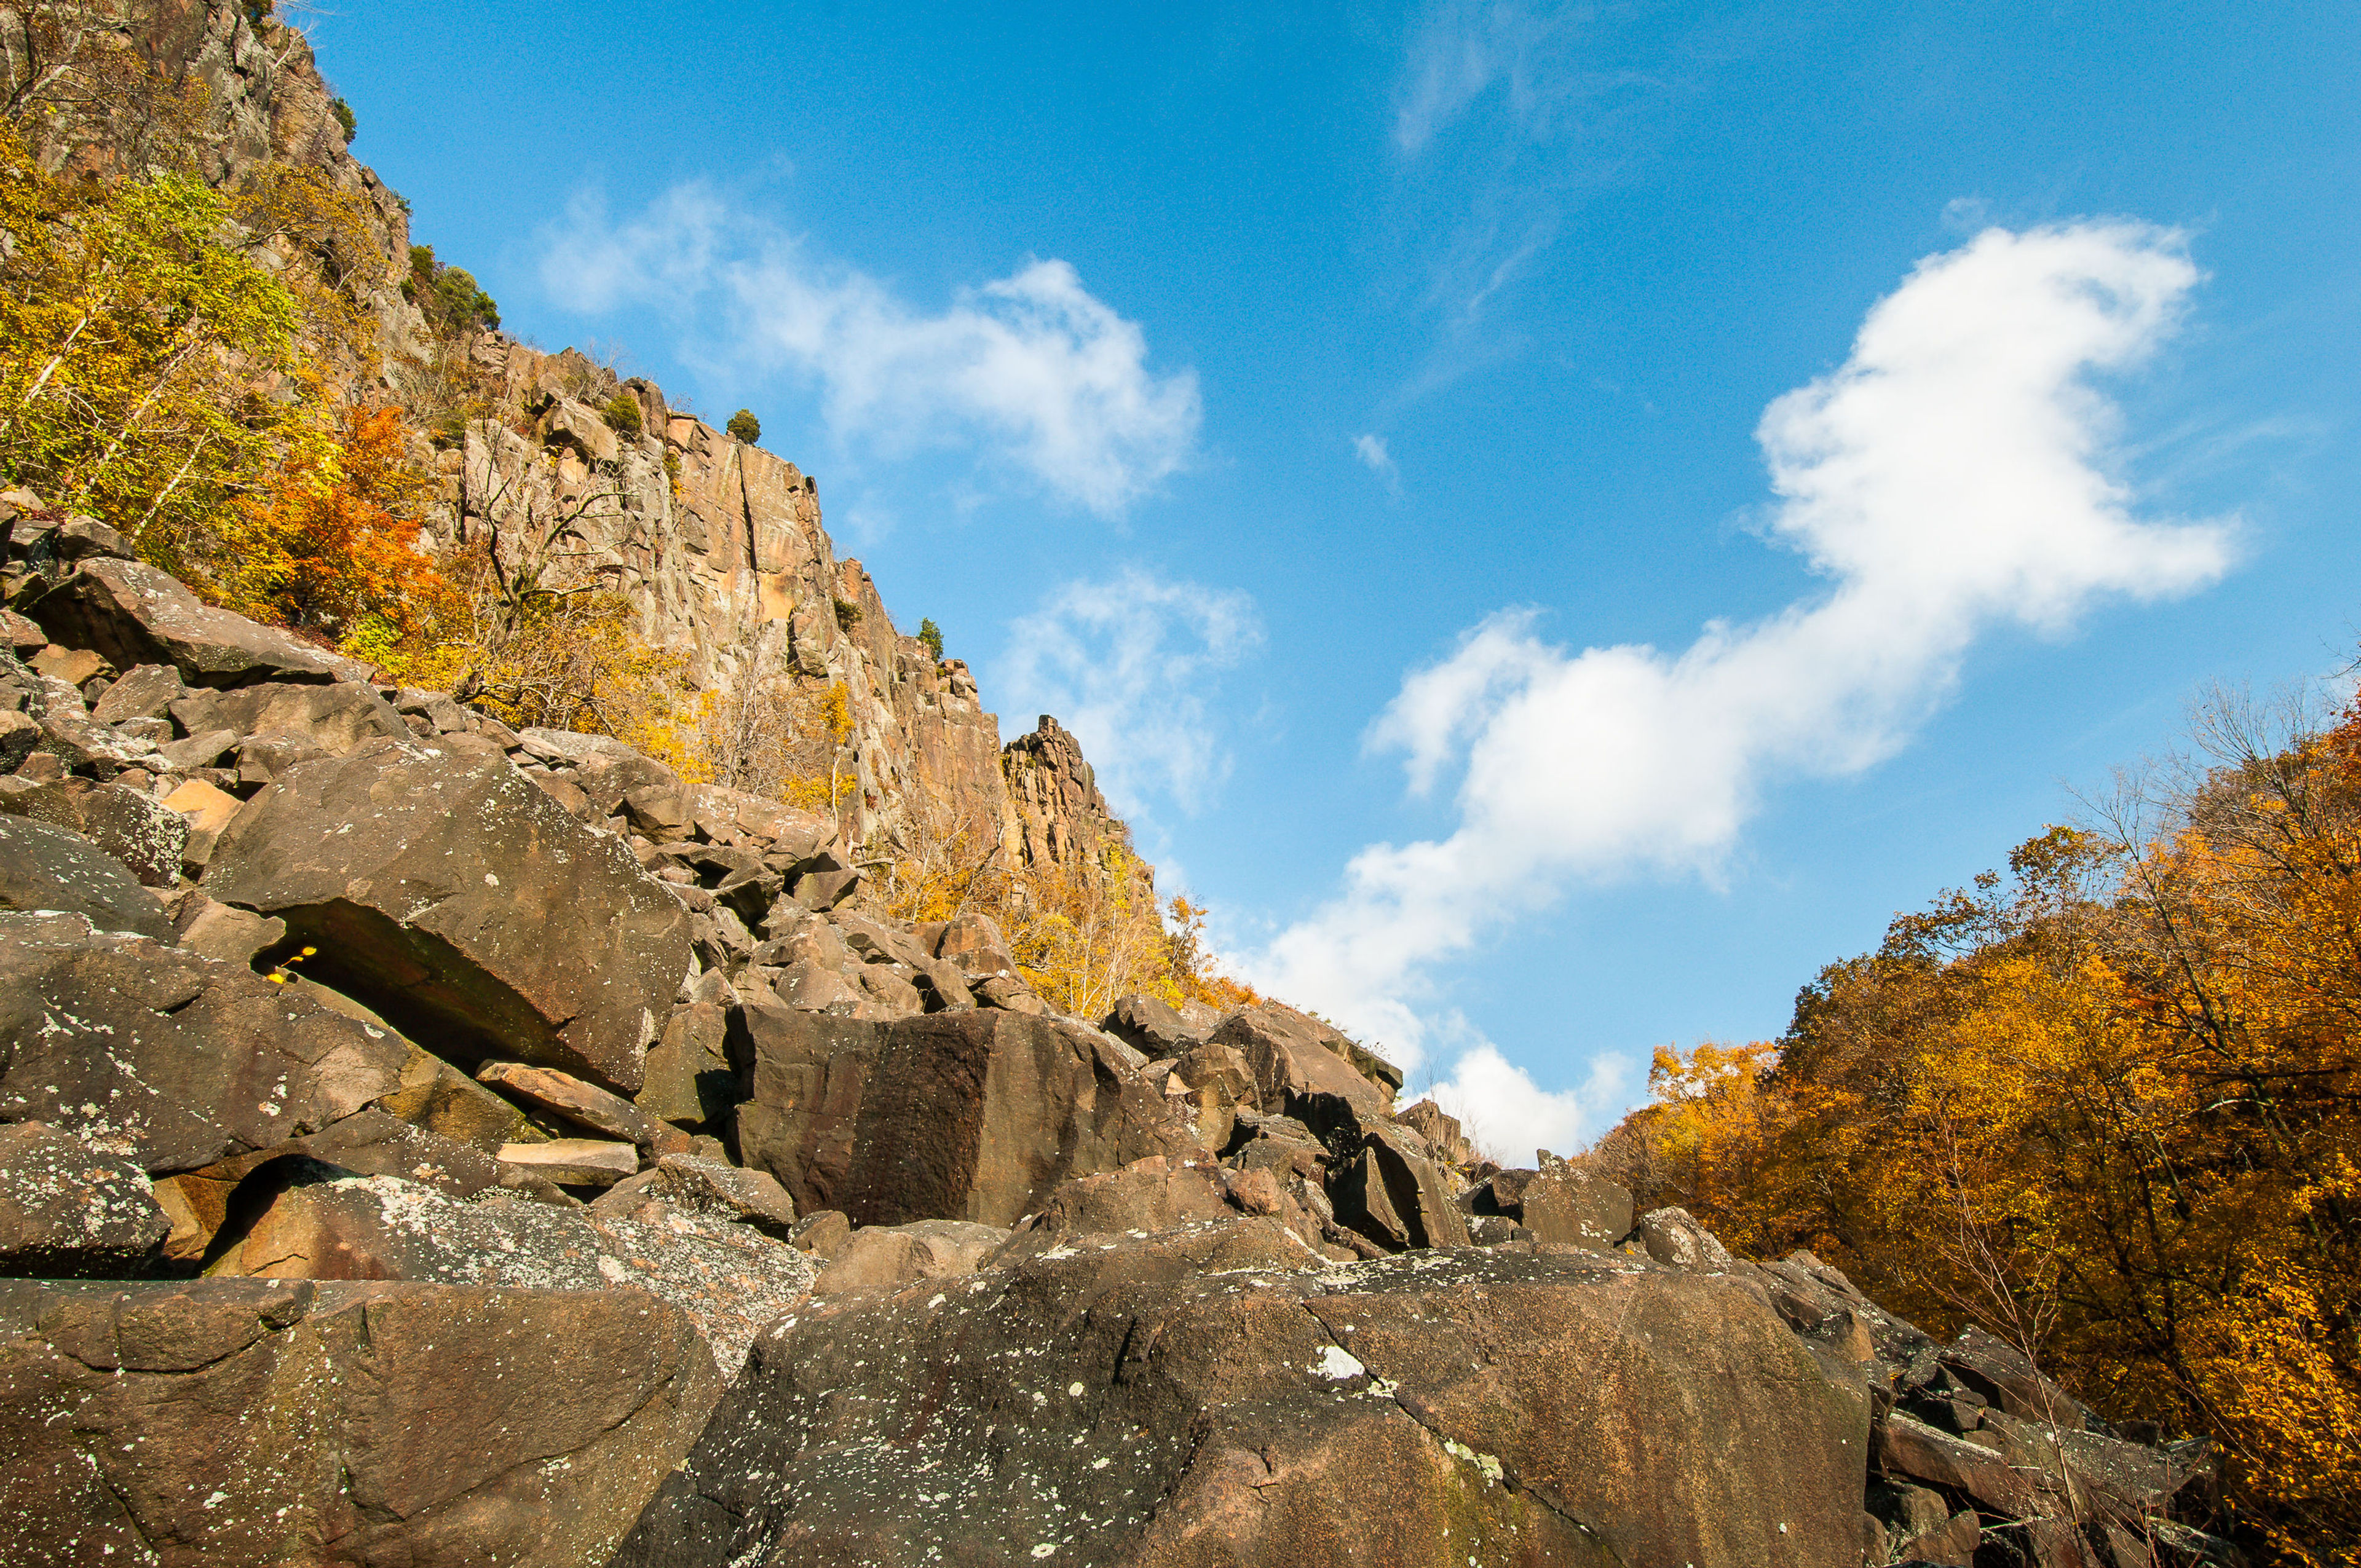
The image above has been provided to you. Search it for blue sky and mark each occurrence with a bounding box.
[314,1,2361,1156]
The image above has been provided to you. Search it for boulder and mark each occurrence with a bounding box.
[0,813,173,937]
[25,556,371,686]
[88,661,184,723]
[0,1277,721,1567]
[934,908,1017,980]
[812,1218,1009,1295]
[651,1152,799,1236]
[0,778,188,885]
[732,1004,1193,1226]
[1517,1166,1634,1251]
[0,912,408,1173]
[0,1121,171,1276]
[1102,991,1204,1055]
[374,1041,545,1152]
[993,1156,1235,1263]
[638,1001,741,1132]
[477,1059,660,1148]
[1212,1004,1399,1119]
[151,1109,517,1267]
[1636,1206,1736,1269]
[612,1224,1872,1568]
[168,679,408,755]
[206,1170,812,1378]
[1394,1097,1474,1166]
[1329,1118,1472,1253]
[201,740,690,1094]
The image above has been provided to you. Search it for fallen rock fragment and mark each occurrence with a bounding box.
[497,1137,639,1186]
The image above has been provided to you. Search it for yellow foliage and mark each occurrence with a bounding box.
[1590,705,2361,1564]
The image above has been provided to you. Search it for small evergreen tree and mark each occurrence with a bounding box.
[918,618,944,660]
[601,393,643,438]
[726,409,761,444]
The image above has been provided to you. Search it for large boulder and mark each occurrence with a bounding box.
[732,1004,1193,1226]
[0,1277,721,1567]
[1212,1004,1402,1119]
[201,739,691,1094]
[207,1167,815,1379]
[1517,1165,1634,1251]
[0,813,173,936]
[0,912,408,1173]
[0,1121,171,1276]
[167,680,408,755]
[24,556,371,686]
[611,1223,1872,1568]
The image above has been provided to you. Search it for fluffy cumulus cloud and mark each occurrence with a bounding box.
[1250,221,2236,1151]
[536,185,1200,516]
[994,570,1264,821]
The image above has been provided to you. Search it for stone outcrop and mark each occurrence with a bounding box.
[0,1277,720,1568]
[613,1223,1871,1568]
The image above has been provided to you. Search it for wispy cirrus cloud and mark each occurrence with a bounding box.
[993,570,1264,822]
[536,184,1200,517]
[1250,221,2236,1146]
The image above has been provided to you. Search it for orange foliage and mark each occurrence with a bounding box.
[1590,702,2361,1566]
[232,405,449,645]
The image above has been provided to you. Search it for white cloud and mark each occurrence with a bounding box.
[535,185,1200,517]
[1394,0,1580,154]
[1249,221,2235,1124]
[1352,433,1401,493]
[1416,1039,1637,1164]
[994,570,1264,819]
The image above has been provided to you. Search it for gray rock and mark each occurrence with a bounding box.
[168,679,408,755]
[207,1170,813,1379]
[732,1004,1193,1226]
[88,661,185,723]
[201,739,690,1094]
[0,1121,170,1275]
[1517,1167,1634,1252]
[0,912,408,1173]
[812,1217,1009,1295]
[0,1277,722,1567]
[612,1224,1872,1568]
[0,813,172,936]
[1636,1205,1735,1269]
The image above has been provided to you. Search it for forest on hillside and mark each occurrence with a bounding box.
[1588,689,2361,1564]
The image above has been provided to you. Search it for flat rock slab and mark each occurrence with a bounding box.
[0,912,408,1173]
[0,1120,170,1275]
[0,1277,721,1568]
[497,1137,639,1186]
[479,1059,655,1146]
[202,739,690,1094]
[26,557,372,687]
[612,1221,1872,1568]
[210,1170,815,1379]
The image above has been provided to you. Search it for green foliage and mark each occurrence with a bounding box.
[405,245,499,334]
[832,596,861,633]
[918,617,944,660]
[601,393,643,439]
[328,97,355,143]
[0,124,299,582]
[726,408,761,445]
